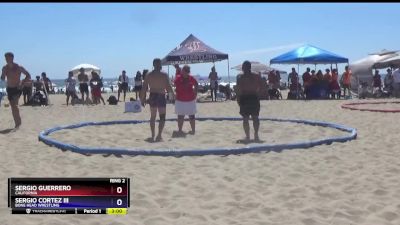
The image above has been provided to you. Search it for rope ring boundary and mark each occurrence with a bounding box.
[38,117,357,157]
[341,101,400,113]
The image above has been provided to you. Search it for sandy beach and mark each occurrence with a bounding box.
[1,93,400,225]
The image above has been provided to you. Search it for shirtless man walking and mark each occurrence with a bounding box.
[140,58,175,142]
[1,52,31,129]
[236,60,262,143]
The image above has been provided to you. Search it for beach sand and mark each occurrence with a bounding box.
[1,93,400,225]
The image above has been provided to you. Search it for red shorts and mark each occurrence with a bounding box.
[92,88,101,97]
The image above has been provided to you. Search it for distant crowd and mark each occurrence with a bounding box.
[282,66,353,100]
[2,51,400,142]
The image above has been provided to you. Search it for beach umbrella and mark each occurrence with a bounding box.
[70,64,101,79]
[232,61,275,73]
[369,49,399,56]
[373,55,400,69]
[350,52,398,93]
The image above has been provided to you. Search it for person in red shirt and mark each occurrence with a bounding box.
[302,67,312,99]
[90,71,105,105]
[323,68,332,98]
[174,65,198,135]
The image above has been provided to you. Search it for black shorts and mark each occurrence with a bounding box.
[6,87,22,101]
[120,82,128,91]
[210,81,218,90]
[342,84,351,89]
[66,90,76,97]
[149,92,166,108]
[79,83,89,94]
[134,85,142,91]
[22,87,32,95]
[239,94,260,117]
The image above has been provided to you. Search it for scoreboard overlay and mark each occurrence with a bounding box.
[8,178,130,215]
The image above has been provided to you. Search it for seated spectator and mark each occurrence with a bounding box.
[33,76,44,92]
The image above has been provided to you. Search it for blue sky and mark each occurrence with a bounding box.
[0,3,399,79]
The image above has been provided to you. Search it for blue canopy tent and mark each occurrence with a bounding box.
[270,44,348,65]
[161,34,230,83]
[270,44,349,99]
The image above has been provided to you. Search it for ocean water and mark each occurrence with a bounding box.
[9,72,392,93]
[0,77,239,91]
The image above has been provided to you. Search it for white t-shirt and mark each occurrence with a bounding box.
[119,75,128,83]
[393,69,400,83]
[135,79,142,86]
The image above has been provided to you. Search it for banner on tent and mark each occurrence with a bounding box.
[179,54,218,61]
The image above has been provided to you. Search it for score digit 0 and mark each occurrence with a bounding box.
[117,187,122,194]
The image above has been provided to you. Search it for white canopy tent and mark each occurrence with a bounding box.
[373,55,400,69]
[349,50,398,92]
[70,64,101,80]
[231,61,278,74]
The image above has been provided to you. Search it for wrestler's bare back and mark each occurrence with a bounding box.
[237,73,262,95]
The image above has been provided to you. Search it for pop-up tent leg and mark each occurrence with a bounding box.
[297,64,300,100]
[227,59,231,85]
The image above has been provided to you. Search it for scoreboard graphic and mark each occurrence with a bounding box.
[8,178,130,215]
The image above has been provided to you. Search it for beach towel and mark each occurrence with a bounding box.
[125,100,142,113]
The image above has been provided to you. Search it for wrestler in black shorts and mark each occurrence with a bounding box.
[79,83,89,94]
[239,94,260,117]
[6,87,22,101]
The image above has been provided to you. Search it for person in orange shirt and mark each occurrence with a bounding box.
[341,66,352,98]
[323,68,332,82]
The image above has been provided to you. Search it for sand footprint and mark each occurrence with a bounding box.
[165,211,182,219]
[143,216,168,225]
[301,218,319,225]
[373,189,388,196]
[379,211,399,222]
